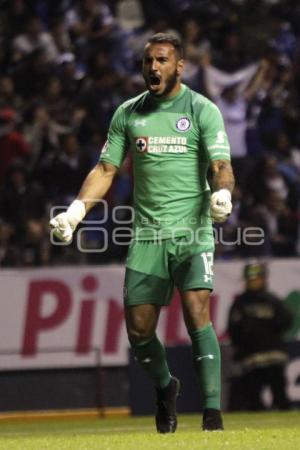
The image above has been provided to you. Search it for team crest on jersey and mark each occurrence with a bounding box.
[135,137,148,152]
[176,117,191,132]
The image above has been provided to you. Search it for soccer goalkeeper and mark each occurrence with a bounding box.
[50,33,235,432]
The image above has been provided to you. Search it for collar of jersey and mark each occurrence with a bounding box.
[151,84,186,108]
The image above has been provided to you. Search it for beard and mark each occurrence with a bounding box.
[161,70,178,97]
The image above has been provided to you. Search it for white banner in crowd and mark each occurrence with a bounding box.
[0,260,299,371]
[203,63,259,98]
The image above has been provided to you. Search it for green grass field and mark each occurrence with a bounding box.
[0,411,299,450]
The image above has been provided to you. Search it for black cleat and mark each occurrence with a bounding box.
[155,376,180,433]
[202,408,224,431]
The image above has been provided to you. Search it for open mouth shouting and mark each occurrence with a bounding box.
[148,74,162,92]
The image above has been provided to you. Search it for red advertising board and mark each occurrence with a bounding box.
[0,260,299,370]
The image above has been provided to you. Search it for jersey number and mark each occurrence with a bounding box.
[201,252,214,282]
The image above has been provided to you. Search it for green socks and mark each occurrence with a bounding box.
[130,334,171,389]
[130,323,221,407]
[189,322,221,410]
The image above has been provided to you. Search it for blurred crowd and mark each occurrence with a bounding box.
[0,0,300,267]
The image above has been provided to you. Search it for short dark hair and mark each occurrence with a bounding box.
[147,33,184,59]
[243,261,267,280]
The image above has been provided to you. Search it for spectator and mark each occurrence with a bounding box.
[64,0,116,60]
[56,52,86,100]
[21,219,51,267]
[258,53,299,148]
[13,48,55,99]
[115,0,145,31]
[2,0,30,39]
[181,17,210,92]
[46,133,91,202]
[228,261,292,411]
[49,18,72,55]
[0,220,18,267]
[42,76,73,125]
[0,108,30,186]
[210,60,270,186]
[77,66,122,132]
[275,131,300,208]
[213,30,247,73]
[0,76,23,111]
[242,188,298,257]
[23,104,70,172]
[268,15,297,61]
[0,160,45,229]
[12,15,59,63]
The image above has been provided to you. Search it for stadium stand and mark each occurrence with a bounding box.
[0,0,299,266]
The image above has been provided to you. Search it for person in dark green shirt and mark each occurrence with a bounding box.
[50,33,235,433]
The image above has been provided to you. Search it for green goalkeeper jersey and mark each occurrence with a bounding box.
[100,84,231,241]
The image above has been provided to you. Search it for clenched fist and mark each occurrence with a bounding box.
[50,200,86,243]
[210,189,232,223]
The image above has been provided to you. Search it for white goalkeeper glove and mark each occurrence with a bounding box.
[210,189,232,223]
[49,200,86,243]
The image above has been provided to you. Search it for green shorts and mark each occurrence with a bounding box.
[124,236,214,306]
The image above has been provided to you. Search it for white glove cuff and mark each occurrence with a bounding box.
[67,199,86,228]
[215,188,231,201]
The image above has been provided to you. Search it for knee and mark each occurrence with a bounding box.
[197,293,210,314]
[125,305,159,344]
[126,316,155,344]
[127,327,153,344]
[189,291,210,315]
